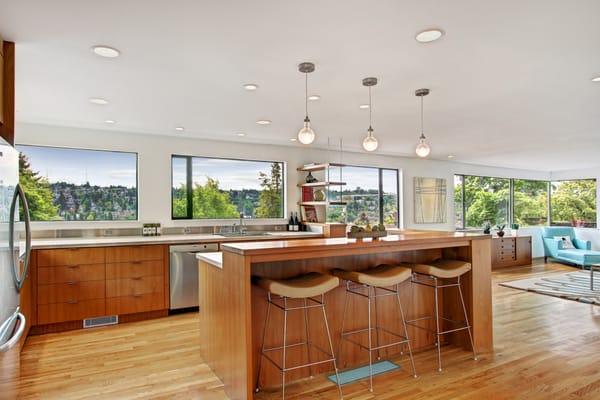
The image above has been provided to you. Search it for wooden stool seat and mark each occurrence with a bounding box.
[256,272,339,299]
[409,259,471,279]
[333,264,412,287]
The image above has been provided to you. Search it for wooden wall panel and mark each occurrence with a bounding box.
[1,41,14,145]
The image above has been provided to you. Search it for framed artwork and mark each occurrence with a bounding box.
[414,177,447,224]
[303,205,318,223]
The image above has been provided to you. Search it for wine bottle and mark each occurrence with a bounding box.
[294,212,300,231]
[288,212,294,231]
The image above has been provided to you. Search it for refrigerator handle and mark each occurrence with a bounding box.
[0,309,26,353]
[9,183,32,292]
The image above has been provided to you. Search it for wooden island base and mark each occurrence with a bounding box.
[199,231,492,400]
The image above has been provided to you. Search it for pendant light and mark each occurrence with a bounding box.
[297,62,316,144]
[362,77,379,152]
[415,88,431,158]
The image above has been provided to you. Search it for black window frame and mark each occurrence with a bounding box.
[171,154,286,220]
[16,143,139,222]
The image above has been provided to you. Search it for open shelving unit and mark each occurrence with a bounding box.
[297,163,348,237]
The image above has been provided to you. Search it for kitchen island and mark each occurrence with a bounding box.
[197,230,492,399]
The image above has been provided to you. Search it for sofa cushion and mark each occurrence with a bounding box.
[557,249,600,265]
[554,236,575,249]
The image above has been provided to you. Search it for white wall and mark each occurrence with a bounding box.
[18,122,559,234]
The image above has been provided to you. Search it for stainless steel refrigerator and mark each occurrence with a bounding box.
[0,137,31,396]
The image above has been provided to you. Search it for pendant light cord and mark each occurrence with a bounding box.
[305,72,308,118]
[420,94,424,137]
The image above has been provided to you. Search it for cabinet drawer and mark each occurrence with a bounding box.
[38,263,105,285]
[106,276,163,298]
[38,299,106,325]
[106,291,165,315]
[106,260,164,279]
[38,281,105,305]
[37,248,105,267]
[105,245,164,263]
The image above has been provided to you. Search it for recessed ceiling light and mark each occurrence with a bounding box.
[592,76,600,82]
[256,119,271,125]
[447,155,455,159]
[89,97,109,105]
[104,119,116,124]
[243,83,259,91]
[308,95,321,101]
[416,29,444,43]
[237,132,246,137]
[359,104,370,109]
[91,45,120,58]
[290,138,297,142]
[175,126,185,132]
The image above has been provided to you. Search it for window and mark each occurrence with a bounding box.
[454,175,510,229]
[454,175,597,229]
[172,155,284,219]
[550,180,597,228]
[327,166,399,228]
[17,145,138,221]
[513,179,548,226]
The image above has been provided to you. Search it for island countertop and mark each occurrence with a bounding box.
[221,230,491,257]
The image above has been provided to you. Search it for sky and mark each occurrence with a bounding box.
[18,145,137,188]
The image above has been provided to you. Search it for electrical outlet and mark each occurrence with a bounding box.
[104,229,113,236]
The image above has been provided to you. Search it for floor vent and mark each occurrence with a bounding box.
[83,315,118,329]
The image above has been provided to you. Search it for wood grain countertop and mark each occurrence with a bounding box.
[221,230,491,257]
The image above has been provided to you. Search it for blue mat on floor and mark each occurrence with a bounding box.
[327,361,400,385]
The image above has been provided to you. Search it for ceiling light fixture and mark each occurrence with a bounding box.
[91,45,120,58]
[243,83,259,91]
[297,62,316,145]
[256,119,271,125]
[237,132,246,137]
[359,104,370,109]
[415,88,431,158]
[361,77,379,152]
[89,97,109,105]
[415,29,444,43]
[104,119,116,124]
[290,138,297,142]
[308,94,321,101]
[592,76,600,82]
[175,126,185,132]
[447,155,455,159]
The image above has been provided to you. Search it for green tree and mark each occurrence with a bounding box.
[255,163,283,218]
[551,180,596,226]
[192,177,239,218]
[18,153,59,221]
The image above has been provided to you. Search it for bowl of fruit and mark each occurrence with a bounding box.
[347,223,388,240]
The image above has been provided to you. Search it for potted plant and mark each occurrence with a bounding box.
[511,223,519,236]
[496,224,506,237]
[483,222,492,234]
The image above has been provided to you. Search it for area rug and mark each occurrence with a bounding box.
[327,361,399,385]
[500,270,600,305]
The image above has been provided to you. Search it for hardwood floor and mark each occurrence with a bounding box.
[13,262,600,399]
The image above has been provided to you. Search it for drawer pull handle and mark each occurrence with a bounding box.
[67,265,80,269]
[67,281,78,285]
[133,294,142,298]
[131,277,142,280]
[131,261,142,265]
[67,299,78,304]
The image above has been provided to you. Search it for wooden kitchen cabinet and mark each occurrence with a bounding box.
[32,244,168,333]
[491,236,532,269]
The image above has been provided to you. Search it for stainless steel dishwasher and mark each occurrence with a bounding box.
[169,243,219,311]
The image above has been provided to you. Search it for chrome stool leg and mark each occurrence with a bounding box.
[337,281,350,368]
[457,277,477,361]
[374,287,382,361]
[396,283,417,378]
[282,297,288,400]
[321,294,344,399]
[367,286,374,392]
[433,277,443,372]
[255,294,272,393]
[303,298,314,378]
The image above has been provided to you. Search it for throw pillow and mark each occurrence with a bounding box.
[554,236,575,249]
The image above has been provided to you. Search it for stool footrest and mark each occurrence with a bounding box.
[261,342,336,373]
[406,316,471,336]
[342,326,410,353]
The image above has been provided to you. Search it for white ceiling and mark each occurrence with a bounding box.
[1,0,599,172]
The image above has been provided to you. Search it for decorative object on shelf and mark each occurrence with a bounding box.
[361,77,379,152]
[347,223,388,239]
[313,188,326,201]
[415,88,431,158]
[303,205,318,223]
[297,62,316,144]
[414,177,447,224]
[301,186,314,202]
[496,224,506,237]
[511,223,520,236]
[143,222,161,236]
[483,222,492,234]
[305,171,318,183]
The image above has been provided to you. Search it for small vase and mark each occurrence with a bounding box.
[497,231,505,237]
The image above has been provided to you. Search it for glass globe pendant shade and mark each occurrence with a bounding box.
[362,127,378,151]
[297,117,315,144]
[415,134,431,158]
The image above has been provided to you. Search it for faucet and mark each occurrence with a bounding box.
[238,213,246,234]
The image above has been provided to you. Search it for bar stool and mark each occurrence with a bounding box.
[406,259,477,372]
[332,264,417,393]
[254,272,343,400]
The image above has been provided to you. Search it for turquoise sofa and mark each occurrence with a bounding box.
[542,227,600,268]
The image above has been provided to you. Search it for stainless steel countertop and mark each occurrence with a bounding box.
[31,231,322,249]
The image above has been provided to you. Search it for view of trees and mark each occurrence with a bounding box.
[172,158,284,219]
[455,175,597,229]
[19,152,137,221]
